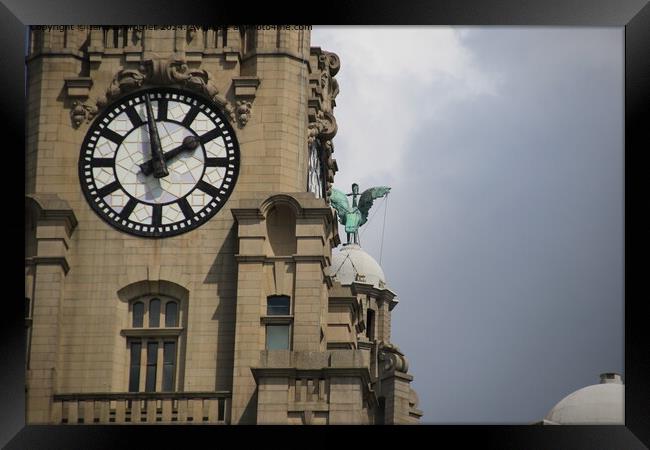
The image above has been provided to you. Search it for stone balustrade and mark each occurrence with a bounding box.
[51,392,231,424]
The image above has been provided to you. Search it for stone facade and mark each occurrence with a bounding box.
[24,25,421,425]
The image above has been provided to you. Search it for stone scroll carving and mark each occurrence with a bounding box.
[308,49,341,200]
[378,341,409,373]
[70,57,236,128]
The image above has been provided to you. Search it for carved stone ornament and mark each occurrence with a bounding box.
[378,341,409,373]
[308,49,341,200]
[70,100,98,128]
[71,56,236,128]
[235,100,252,127]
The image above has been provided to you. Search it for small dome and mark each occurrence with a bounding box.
[328,244,386,289]
[544,373,624,424]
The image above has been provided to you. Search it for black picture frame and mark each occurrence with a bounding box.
[4,1,648,448]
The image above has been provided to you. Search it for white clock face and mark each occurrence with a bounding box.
[79,88,240,238]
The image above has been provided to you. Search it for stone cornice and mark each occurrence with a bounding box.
[26,193,78,237]
[251,366,373,386]
[379,369,414,383]
[25,256,70,274]
[240,49,310,65]
[25,49,86,63]
[235,254,330,270]
[231,208,265,221]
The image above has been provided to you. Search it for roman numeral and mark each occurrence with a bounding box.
[177,197,195,220]
[96,181,120,198]
[101,128,125,145]
[199,128,220,144]
[152,204,162,226]
[205,157,228,167]
[119,198,138,219]
[181,107,200,128]
[91,158,114,168]
[196,180,219,198]
[125,107,143,128]
[157,99,168,121]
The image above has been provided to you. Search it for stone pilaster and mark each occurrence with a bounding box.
[25,194,77,423]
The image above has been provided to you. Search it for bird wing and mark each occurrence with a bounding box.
[358,186,391,226]
[329,188,351,226]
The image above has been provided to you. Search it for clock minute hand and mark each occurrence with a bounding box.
[139,136,200,176]
[144,94,169,178]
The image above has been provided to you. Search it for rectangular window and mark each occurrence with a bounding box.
[162,341,176,391]
[128,342,142,392]
[267,295,290,315]
[145,341,158,392]
[266,324,290,350]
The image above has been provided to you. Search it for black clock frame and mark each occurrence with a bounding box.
[78,86,241,238]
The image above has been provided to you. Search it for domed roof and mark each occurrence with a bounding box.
[328,244,386,289]
[544,373,624,425]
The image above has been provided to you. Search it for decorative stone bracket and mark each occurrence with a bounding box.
[308,49,341,200]
[378,341,409,373]
[232,76,260,128]
[67,56,237,128]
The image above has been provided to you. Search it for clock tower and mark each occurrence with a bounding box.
[24,25,421,425]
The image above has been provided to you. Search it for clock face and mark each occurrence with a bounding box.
[79,87,240,237]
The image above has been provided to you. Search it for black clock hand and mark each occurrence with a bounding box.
[144,94,169,178]
[139,136,200,176]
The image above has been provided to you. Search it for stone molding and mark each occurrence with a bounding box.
[120,328,183,338]
[25,256,70,275]
[116,279,190,304]
[68,56,237,128]
[351,282,399,311]
[26,193,78,237]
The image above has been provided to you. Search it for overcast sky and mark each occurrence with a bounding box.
[311,26,624,424]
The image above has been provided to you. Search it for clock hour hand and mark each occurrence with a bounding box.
[139,136,200,176]
[144,94,169,178]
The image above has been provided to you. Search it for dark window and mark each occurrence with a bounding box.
[149,298,161,327]
[266,324,290,350]
[162,341,176,391]
[145,342,158,392]
[25,297,31,319]
[366,309,375,340]
[128,342,142,392]
[267,295,290,315]
[165,302,178,327]
[132,302,144,328]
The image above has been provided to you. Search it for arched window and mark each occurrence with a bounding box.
[149,298,161,327]
[126,296,182,392]
[165,301,178,327]
[132,302,144,328]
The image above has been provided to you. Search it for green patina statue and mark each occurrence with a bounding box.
[330,183,391,245]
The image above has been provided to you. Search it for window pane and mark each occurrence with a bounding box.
[266,325,290,350]
[132,302,144,328]
[267,295,290,315]
[145,342,158,392]
[165,302,178,327]
[149,298,161,327]
[162,341,176,391]
[129,342,142,392]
